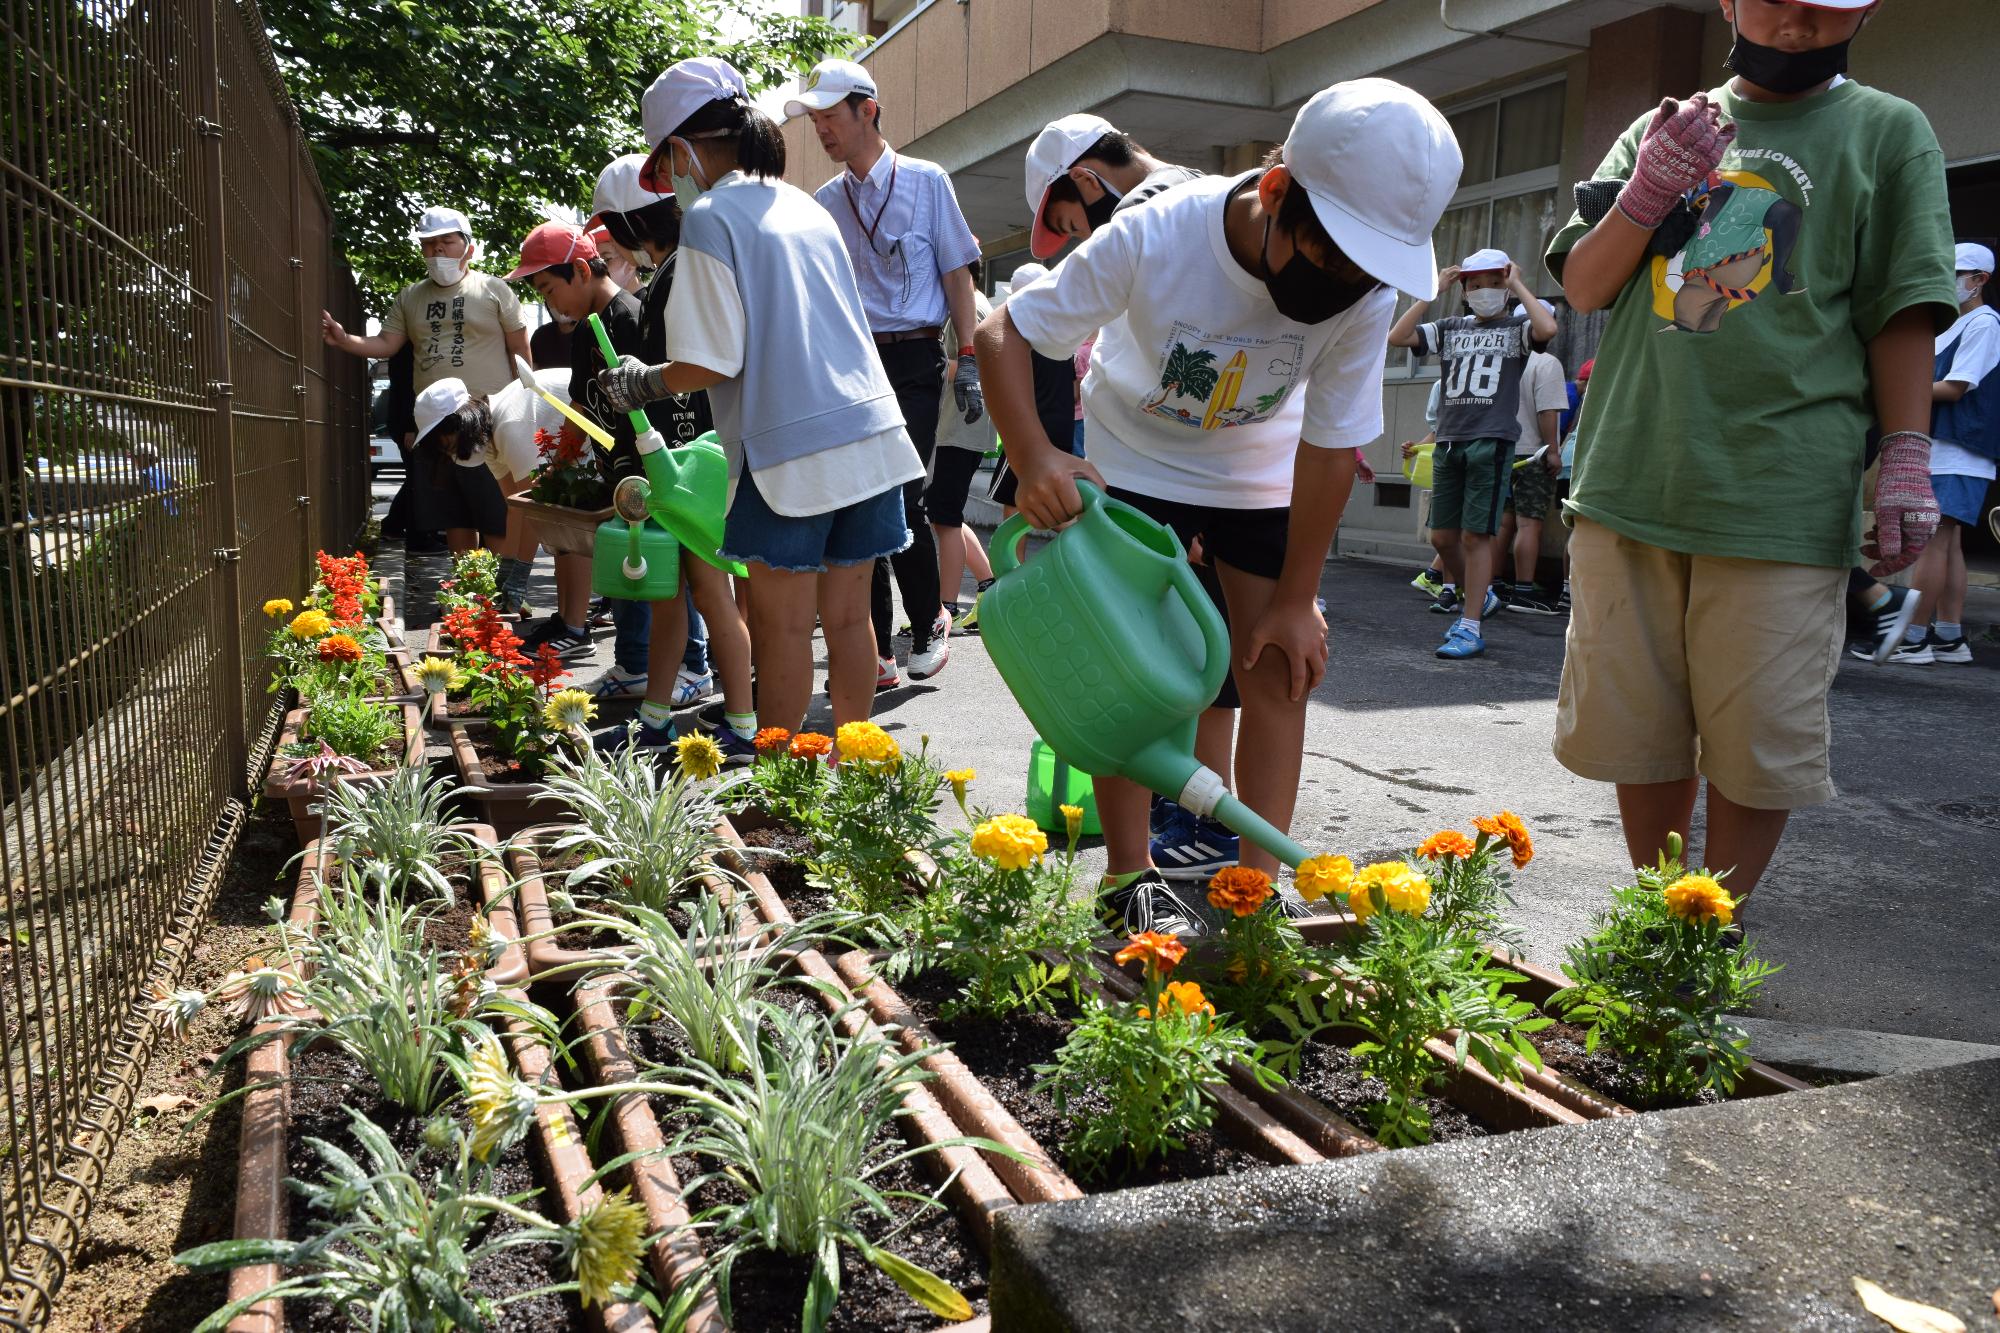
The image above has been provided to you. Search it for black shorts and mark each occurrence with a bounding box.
[925,447,985,529]
[447,459,509,536]
[987,416,1082,508]
[1105,488,1293,711]
[411,439,507,537]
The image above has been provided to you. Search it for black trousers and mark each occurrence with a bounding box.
[870,338,944,654]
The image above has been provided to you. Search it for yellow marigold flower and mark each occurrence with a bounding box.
[1206,865,1273,917]
[1416,830,1476,861]
[413,655,456,695]
[572,1188,648,1308]
[836,719,899,766]
[542,688,597,732]
[287,608,331,639]
[460,1029,537,1161]
[1060,803,1084,841]
[675,732,724,780]
[1114,930,1186,975]
[969,814,1047,870]
[1473,810,1534,869]
[1664,874,1735,927]
[262,598,293,618]
[1294,854,1352,904]
[1351,860,1432,919]
[945,768,976,802]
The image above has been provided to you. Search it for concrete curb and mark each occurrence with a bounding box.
[1737,1016,2000,1080]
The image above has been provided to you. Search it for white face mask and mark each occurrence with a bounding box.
[1466,287,1509,318]
[670,139,707,213]
[1957,274,1985,306]
[426,245,469,286]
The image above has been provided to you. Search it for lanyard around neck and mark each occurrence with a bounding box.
[843,155,899,249]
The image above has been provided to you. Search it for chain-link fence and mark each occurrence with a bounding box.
[0,0,366,1319]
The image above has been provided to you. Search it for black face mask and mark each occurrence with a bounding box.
[1726,21,1852,95]
[1083,189,1119,232]
[1260,217,1378,325]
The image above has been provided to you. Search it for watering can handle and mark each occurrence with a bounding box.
[1161,531,1232,698]
[586,313,655,439]
[990,480,1102,577]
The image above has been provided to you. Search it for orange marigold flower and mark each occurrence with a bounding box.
[753,727,793,755]
[1417,830,1476,861]
[1114,930,1186,976]
[317,633,363,663]
[1206,865,1273,918]
[788,732,833,760]
[1473,810,1534,868]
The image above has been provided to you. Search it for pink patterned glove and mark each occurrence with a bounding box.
[1617,94,1735,229]
[1867,431,1939,576]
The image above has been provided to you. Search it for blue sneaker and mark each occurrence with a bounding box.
[1150,809,1240,879]
[714,728,757,768]
[1482,587,1502,618]
[1436,623,1486,659]
[1149,793,1180,837]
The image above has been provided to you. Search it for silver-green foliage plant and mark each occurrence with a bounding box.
[664,1001,1018,1333]
[175,1110,647,1330]
[540,737,732,911]
[316,766,472,900]
[1552,833,1780,1105]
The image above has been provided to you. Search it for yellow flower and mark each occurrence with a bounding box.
[542,688,597,732]
[1059,803,1084,841]
[1206,865,1273,917]
[572,1188,648,1308]
[835,719,900,766]
[1350,860,1432,920]
[1664,874,1735,927]
[413,655,456,695]
[1416,830,1475,861]
[1294,854,1352,904]
[945,768,976,802]
[969,814,1047,870]
[286,608,331,639]
[460,1029,537,1161]
[262,598,293,618]
[675,732,724,780]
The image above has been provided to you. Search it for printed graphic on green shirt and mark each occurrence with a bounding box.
[1139,322,1304,432]
[1653,170,1807,334]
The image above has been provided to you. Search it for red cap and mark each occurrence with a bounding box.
[503,222,597,281]
[1577,358,1595,382]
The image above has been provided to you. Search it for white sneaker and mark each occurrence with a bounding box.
[1887,638,1934,665]
[588,665,648,700]
[906,625,950,681]
[671,669,714,707]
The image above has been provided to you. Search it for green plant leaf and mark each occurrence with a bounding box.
[862,1243,974,1322]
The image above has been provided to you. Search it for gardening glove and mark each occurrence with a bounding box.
[952,352,984,425]
[597,355,668,415]
[1617,94,1735,230]
[1866,430,1940,576]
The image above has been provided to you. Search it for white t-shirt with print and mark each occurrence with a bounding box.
[1512,351,1569,456]
[1934,306,2000,481]
[1006,170,1394,509]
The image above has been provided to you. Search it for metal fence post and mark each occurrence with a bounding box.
[290,134,314,568]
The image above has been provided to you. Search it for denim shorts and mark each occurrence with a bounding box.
[721,469,910,573]
[1932,472,1991,527]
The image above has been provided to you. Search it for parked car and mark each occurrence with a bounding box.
[369,432,403,479]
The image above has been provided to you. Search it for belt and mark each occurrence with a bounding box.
[873,326,941,345]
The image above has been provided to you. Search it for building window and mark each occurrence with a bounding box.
[1389,77,1566,379]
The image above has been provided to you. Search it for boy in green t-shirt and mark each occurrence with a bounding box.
[1548,0,1954,900]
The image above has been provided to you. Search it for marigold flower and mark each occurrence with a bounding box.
[262,598,293,618]
[969,814,1047,870]
[753,727,793,755]
[676,732,724,780]
[460,1029,537,1161]
[944,768,976,802]
[1159,980,1213,1017]
[317,633,363,664]
[1663,874,1735,927]
[1417,830,1476,861]
[542,688,597,732]
[1060,803,1084,841]
[788,731,833,760]
[287,609,331,639]
[1294,854,1352,903]
[835,719,900,766]
[1114,930,1186,976]
[1207,865,1273,917]
[1473,811,1534,868]
[414,656,456,695]
[1349,861,1432,920]
[572,1188,648,1308]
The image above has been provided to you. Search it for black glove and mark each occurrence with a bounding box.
[952,353,984,425]
[597,354,666,415]
[1573,178,1700,260]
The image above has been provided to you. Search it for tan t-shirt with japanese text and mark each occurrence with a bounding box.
[383,271,526,397]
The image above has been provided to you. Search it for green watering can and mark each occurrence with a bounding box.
[592,477,681,600]
[985,481,1309,869]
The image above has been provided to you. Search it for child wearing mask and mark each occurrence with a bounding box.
[1388,250,1559,659]
[598,57,921,738]
[1550,0,1953,900]
[979,79,1460,936]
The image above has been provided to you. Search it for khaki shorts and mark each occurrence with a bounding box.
[1553,519,1844,809]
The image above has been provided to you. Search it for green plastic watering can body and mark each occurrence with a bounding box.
[635,430,742,575]
[592,476,683,601]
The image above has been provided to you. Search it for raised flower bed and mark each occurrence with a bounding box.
[262,703,423,846]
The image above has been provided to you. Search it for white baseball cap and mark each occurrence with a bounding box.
[1025,113,1117,260]
[413,378,472,445]
[783,59,877,119]
[1008,261,1051,292]
[1956,242,1996,274]
[1282,79,1461,300]
[639,57,750,190]
[1512,299,1555,318]
[415,205,472,241]
[589,154,671,228]
[1462,247,1512,275]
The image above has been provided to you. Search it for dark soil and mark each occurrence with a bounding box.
[1284,1039,1494,1144]
[736,823,833,917]
[526,837,690,948]
[477,748,549,787]
[1528,1017,1722,1111]
[284,1043,581,1332]
[896,968,1274,1189]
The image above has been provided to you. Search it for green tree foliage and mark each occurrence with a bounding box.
[264,0,858,302]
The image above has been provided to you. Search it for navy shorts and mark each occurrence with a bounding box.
[1932,472,1991,527]
[721,470,910,574]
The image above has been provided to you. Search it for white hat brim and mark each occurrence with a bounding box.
[1299,184,1440,301]
[783,87,852,119]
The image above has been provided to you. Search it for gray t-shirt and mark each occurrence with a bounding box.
[1112,164,1203,216]
[1415,313,1534,444]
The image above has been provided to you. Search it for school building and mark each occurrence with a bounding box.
[782,0,1998,566]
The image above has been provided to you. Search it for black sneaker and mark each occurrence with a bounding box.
[592,717,675,757]
[1096,870,1209,938]
[1507,588,1560,616]
[1929,632,1974,664]
[520,614,595,662]
[1846,586,1921,665]
[1428,587,1462,615]
[1556,586,1571,615]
